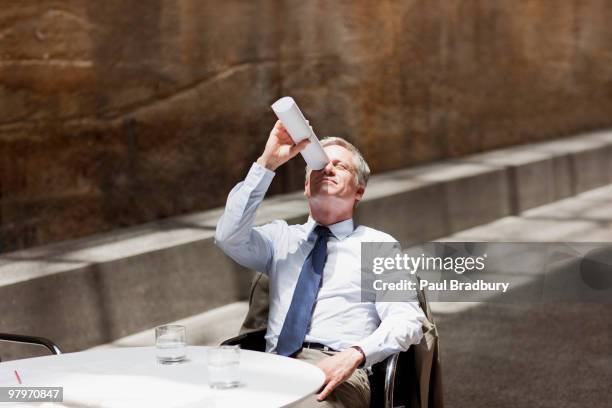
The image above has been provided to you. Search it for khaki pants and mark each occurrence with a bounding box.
[288,348,370,408]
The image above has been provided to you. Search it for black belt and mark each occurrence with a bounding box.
[302,342,336,352]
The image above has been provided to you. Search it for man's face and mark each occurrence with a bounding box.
[304,145,365,206]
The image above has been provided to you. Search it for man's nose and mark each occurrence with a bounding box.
[323,162,335,175]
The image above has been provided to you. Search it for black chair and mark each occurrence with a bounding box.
[222,329,418,408]
[0,333,63,362]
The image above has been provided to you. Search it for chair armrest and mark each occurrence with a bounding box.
[370,350,403,408]
[0,333,63,355]
[384,353,400,408]
[220,328,266,352]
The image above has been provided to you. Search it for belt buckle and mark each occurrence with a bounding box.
[305,342,329,351]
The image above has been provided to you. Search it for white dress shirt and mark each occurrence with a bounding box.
[215,162,425,366]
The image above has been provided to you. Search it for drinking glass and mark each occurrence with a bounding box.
[207,345,241,389]
[155,325,186,364]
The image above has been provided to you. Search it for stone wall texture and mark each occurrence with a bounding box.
[1,0,612,252]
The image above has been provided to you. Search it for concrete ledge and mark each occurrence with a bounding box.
[355,161,512,242]
[90,302,249,350]
[0,234,253,358]
[1,130,611,360]
[462,130,612,212]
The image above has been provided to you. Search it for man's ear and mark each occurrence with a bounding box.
[355,185,365,202]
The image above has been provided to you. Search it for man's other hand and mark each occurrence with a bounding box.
[315,348,365,401]
[257,120,310,171]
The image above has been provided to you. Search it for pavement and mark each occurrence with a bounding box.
[434,184,612,407]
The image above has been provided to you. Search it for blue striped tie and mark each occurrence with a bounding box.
[276,225,332,356]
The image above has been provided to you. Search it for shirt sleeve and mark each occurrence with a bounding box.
[353,235,426,367]
[354,300,425,367]
[214,162,281,274]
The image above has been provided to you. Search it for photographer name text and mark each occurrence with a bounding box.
[372,279,510,293]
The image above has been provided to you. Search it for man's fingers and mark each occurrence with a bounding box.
[271,120,283,136]
[278,126,290,139]
[317,379,338,401]
[275,122,293,141]
[274,120,288,134]
[289,138,310,156]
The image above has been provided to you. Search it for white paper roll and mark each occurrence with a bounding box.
[271,96,330,170]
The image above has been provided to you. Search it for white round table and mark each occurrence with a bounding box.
[0,346,325,407]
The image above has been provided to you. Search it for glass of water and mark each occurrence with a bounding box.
[155,325,186,364]
[207,345,241,389]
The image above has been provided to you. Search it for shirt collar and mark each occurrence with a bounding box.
[305,216,355,241]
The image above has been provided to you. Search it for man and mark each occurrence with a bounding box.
[215,121,425,407]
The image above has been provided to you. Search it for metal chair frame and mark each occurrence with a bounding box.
[0,333,63,360]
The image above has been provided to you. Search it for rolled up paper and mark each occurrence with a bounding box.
[271,96,330,170]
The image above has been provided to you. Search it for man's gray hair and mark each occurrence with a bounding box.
[306,136,371,186]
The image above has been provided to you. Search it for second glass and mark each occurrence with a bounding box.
[207,345,241,389]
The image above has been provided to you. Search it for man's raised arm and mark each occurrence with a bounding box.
[214,121,309,273]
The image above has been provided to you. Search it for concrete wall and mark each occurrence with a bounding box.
[2,1,612,251]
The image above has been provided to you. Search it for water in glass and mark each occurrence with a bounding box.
[156,325,186,364]
[208,346,241,389]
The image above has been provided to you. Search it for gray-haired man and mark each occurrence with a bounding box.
[215,121,425,407]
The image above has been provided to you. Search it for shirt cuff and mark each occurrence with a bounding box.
[349,346,367,368]
[353,340,379,368]
[246,162,276,191]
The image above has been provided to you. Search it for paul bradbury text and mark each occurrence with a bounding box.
[372,279,510,293]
